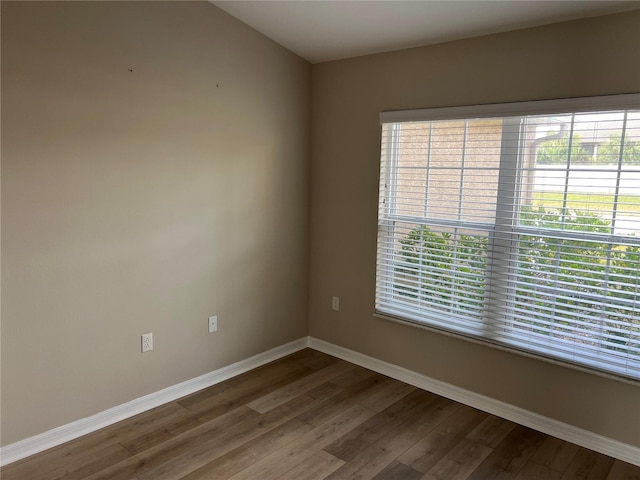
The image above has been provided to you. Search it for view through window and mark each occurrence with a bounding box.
[376,98,640,380]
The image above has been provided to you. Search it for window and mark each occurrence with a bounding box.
[376,95,640,380]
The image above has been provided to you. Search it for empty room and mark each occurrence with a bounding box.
[1,1,640,479]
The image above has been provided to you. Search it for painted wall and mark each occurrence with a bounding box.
[1,1,310,445]
[309,11,640,446]
[3,0,640,452]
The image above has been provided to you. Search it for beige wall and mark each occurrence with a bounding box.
[1,1,310,445]
[309,11,640,447]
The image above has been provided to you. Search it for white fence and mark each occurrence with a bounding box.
[533,165,640,196]
[533,166,639,234]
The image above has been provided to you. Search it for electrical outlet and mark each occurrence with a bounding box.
[208,316,218,333]
[332,296,340,311]
[141,333,153,353]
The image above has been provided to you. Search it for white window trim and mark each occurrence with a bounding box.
[376,93,640,383]
[380,94,640,124]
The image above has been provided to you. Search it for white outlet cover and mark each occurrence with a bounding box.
[208,316,218,333]
[332,296,340,311]
[141,333,153,353]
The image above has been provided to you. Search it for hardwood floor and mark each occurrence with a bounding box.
[2,349,639,480]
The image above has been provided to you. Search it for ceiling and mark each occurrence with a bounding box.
[212,1,640,63]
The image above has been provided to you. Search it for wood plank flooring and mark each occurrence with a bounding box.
[2,349,639,480]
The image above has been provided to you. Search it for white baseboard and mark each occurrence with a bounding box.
[308,337,640,467]
[4,336,638,468]
[0,337,309,467]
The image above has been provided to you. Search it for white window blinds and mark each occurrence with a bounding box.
[376,95,640,380]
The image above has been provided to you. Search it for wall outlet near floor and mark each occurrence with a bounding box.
[141,333,153,353]
[208,315,218,333]
[332,296,340,311]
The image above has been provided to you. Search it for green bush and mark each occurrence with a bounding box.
[537,133,592,164]
[396,207,639,354]
[397,227,487,316]
[596,133,640,165]
[537,132,640,165]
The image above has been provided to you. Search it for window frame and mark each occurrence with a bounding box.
[376,94,640,383]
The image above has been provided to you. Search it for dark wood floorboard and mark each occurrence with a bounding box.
[2,349,639,480]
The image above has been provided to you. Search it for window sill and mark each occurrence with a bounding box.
[373,311,640,386]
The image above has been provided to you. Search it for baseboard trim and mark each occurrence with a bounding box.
[307,337,640,467]
[4,336,638,467]
[0,337,309,467]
